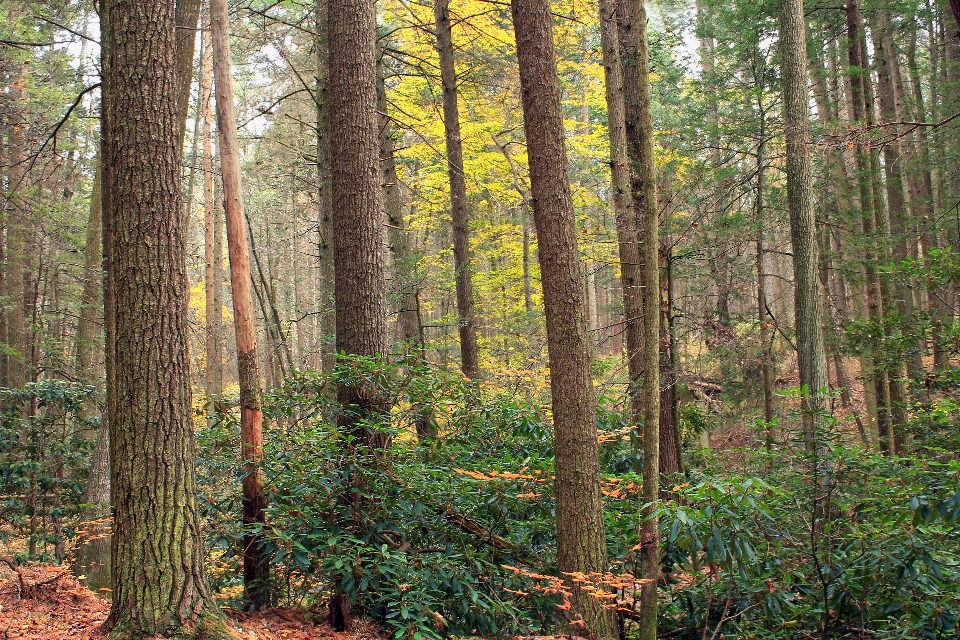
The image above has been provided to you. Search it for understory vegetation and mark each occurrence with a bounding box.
[4,364,957,639]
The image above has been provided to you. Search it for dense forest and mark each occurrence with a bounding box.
[1,0,959,638]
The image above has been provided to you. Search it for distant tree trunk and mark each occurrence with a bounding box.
[435,0,479,379]
[511,0,613,634]
[175,0,201,153]
[600,0,644,440]
[73,157,111,594]
[755,117,775,435]
[778,0,828,451]
[100,0,227,635]
[75,160,103,381]
[201,15,223,398]
[211,0,270,610]
[316,0,336,373]
[4,65,27,391]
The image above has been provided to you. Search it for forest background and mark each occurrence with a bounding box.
[1,0,960,638]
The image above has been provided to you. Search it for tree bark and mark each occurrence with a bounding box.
[100,0,227,635]
[210,0,270,610]
[600,0,643,447]
[631,2,661,638]
[435,0,480,379]
[511,0,612,634]
[200,15,223,399]
[779,0,828,451]
[316,0,336,374]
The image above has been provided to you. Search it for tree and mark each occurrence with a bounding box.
[632,2,661,637]
[211,0,270,610]
[778,0,828,450]
[510,0,612,634]
[434,0,479,379]
[200,11,223,399]
[100,0,227,636]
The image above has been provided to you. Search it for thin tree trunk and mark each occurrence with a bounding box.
[600,0,644,445]
[211,0,270,610]
[632,3,661,637]
[511,0,612,633]
[101,0,227,634]
[316,0,335,374]
[435,0,479,379]
[75,159,103,381]
[200,11,223,399]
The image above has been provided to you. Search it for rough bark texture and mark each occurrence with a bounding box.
[210,0,270,610]
[631,3,660,638]
[600,0,643,445]
[779,0,828,451]
[435,0,480,379]
[510,0,612,635]
[100,1,227,636]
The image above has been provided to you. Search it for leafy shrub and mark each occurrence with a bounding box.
[0,380,98,562]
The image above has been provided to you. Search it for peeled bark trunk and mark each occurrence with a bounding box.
[211,0,270,610]
[511,0,612,634]
[435,0,479,379]
[101,0,227,635]
[779,0,829,451]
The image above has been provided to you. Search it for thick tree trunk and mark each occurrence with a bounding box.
[211,0,270,610]
[511,0,612,634]
[435,0,480,378]
[779,0,828,451]
[100,0,227,636]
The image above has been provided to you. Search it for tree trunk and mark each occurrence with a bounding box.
[100,0,227,635]
[600,0,644,447]
[201,10,223,399]
[629,3,661,638]
[174,0,201,154]
[211,0,270,610]
[511,0,612,634]
[435,0,480,379]
[779,0,828,451]
[75,159,103,381]
[316,0,336,374]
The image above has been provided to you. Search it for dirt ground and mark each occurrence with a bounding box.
[0,563,382,640]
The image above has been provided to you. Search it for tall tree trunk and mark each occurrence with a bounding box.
[328,0,391,624]
[435,0,479,379]
[630,3,661,637]
[600,0,643,448]
[847,0,893,453]
[316,0,335,373]
[511,0,612,634]
[779,0,828,451]
[175,0,201,153]
[201,15,223,398]
[100,0,227,635]
[211,0,270,610]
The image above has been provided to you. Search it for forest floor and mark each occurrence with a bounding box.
[0,563,384,640]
